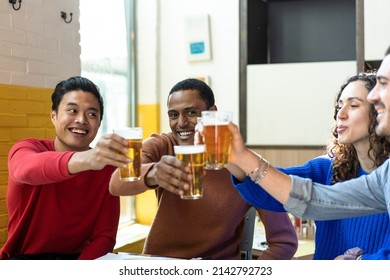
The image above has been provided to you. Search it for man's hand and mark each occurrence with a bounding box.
[145,155,191,196]
[68,133,130,174]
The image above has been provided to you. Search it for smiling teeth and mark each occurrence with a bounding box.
[71,128,87,135]
[179,131,192,136]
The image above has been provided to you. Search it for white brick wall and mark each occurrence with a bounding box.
[0,0,80,88]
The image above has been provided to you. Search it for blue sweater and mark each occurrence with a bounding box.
[232,155,390,259]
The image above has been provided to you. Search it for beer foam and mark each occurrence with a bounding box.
[113,127,143,139]
[200,111,233,126]
[173,145,205,154]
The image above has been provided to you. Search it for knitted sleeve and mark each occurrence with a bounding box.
[8,139,75,185]
[231,156,332,211]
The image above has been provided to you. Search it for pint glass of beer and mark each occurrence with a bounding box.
[200,111,233,170]
[173,145,206,200]
[113,127,143,181]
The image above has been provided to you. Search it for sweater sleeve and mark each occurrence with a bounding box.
[231,156,331,212]
[286,173,388,220]
[232,175,286,211]
[8,139,75,185]
[257,209,298,260]
[363,247,390,260]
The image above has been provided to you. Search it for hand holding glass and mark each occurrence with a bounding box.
[113,127,143,181]
[174,145,206,200]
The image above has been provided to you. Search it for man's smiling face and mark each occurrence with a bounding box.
[167,89,209,145]
[368,54,390,137]
[51,90,101,152]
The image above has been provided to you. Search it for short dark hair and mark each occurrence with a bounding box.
[51,76,104,120]
[386,45,390,56]
[168,78,215,109]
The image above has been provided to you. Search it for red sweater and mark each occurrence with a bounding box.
[139,133,298,259]
[0,139,120,260]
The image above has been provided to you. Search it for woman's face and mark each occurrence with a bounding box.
[336,80,371,146]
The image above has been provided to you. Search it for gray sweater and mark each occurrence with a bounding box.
[285,159,390,220]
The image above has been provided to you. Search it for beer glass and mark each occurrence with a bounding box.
[173,145,206,200]
[200,111,233,170]
[113,127,143,181]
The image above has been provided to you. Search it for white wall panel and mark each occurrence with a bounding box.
[247,61,356,146]
[364,0,390,60]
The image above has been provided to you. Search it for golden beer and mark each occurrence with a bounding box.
[201,111,233,170]
[203,124,232,170]
[119,139,142,181]
[174,145,205,199]
[113,127,143,181]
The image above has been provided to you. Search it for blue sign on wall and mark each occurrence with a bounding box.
[190,42,205,55]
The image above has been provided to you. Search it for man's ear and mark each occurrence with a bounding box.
[209,105,217,111]
[50,111,56,124]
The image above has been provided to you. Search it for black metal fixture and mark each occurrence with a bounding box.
[61,11,73,24]
[9,0,22,11]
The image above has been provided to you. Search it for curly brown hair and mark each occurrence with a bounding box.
[327,73,390,183]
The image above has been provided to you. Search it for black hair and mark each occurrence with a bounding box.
[168,78,215,109]
[51,76,104,120]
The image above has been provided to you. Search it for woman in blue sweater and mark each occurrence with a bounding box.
[231,73,390,259]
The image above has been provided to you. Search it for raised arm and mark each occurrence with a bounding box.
[109,135,191,197]
[227,121,389,220]
[68,133,130,174]
[226,122,292,204]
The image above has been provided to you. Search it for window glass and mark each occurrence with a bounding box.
[80,0,135,225]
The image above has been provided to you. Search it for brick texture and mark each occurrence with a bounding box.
[0,0,81,89]
[0,84,53,249]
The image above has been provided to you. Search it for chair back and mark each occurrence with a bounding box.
[240,207,257,260]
